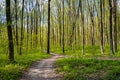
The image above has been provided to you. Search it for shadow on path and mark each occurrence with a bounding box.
[19,53,64,80]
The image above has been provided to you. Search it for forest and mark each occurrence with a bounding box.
[0,0,120,80]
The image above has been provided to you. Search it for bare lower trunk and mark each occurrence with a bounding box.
[6,0,14,62]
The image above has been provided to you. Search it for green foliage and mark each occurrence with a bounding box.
[0,49,50,80]
[0,64,22,80]
[104,67,120,80]
[51,45,120,58]
[55,58,120,80]
[52,46,120,80]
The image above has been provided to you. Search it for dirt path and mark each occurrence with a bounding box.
[96,56,120,61]
[19,53,64,80]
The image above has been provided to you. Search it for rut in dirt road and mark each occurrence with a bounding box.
[19,54,64,80]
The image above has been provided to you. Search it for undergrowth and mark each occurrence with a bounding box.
[0,49,50,80]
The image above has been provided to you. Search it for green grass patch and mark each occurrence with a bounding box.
[0,49,50,80]
[51,45,120,58]
[52,45,120,79]
[55,58,120,80]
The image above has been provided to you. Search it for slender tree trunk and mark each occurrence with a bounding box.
[113,0,117,52]
[26,13,29,50]
[79,0,85,55]
[109,0,114,54]
[87,0,95,46]
[35,8,38,48]
[47,0,51,54]
[58,3,62,47]
[30,13,33,48]
[14,0,18,48]
[62,0,65,53]
[6,0,14,62]
[37,0,43,52]
[100,0,104,54]
[20,0,24,55]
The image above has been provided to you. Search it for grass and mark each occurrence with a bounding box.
[53,46,120,80]
[55,58,120,80]
[1,45,120,80]
[0,49,50,80]
[51,45,120,57]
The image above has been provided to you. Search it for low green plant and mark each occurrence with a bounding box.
[55,58,120,80]
[0,49,50,80]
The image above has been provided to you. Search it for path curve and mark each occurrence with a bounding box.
[19,53,64,80]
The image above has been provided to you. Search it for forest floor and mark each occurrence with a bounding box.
[19,53,64,80]
[54,54,120,80]
[96,56,120,61]
[18,51,120,80]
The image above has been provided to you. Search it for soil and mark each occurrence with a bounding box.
[19,53,64,80]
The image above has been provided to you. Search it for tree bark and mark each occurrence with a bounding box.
[62,0,65,53]
[20,0,24,55]
[79,0,85,55]
[14,0,18,47]
[113,0,117,52]
[47,0,51,54]
[100,0,104,54]
[6,0,14,62]
[109,0,114,54]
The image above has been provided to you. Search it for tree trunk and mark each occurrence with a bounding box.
[100,0,104,54]
[6,0,14,62]
[109,0,114,54]
[87,0,95,46]
[113,0,117,52]
[14,0,18,48]
[47,0,51,54]
[79,0,85,55]
[20,0,24,55]
[62,0,65,53]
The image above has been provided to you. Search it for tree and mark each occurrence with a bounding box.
[79,0,85,55]
[14,0,18,48]
[62,0,65,53]
[113,0,117,52]
[56,1,62,47]
[26,1,29,50]
[6,0,14,62]
[87,0,95,46]
[109,0,114,54]
[47,0,51,54]
[35,3,38,48]
[100,0,104,54]
[20,0,24,55]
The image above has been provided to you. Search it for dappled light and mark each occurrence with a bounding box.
[0,0,120,80]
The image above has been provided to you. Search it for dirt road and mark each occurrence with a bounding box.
[19,54,64,80]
